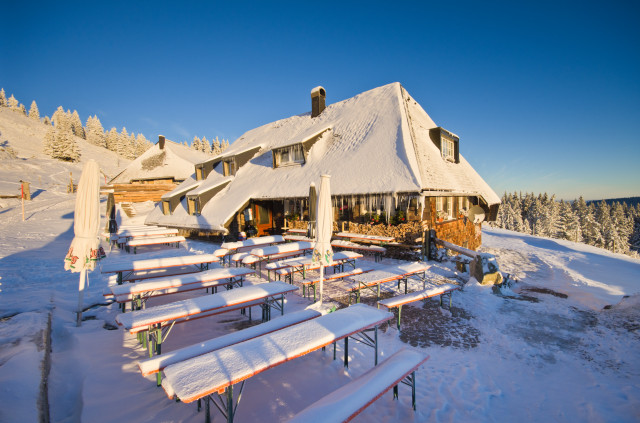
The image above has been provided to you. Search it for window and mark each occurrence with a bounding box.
[195,167,204,181]
[274,144,305,168]
[162,200,171,215]
[436,196,453,220]
[223,159,236,176]
[458,197,469,215]
[441,135,455,161]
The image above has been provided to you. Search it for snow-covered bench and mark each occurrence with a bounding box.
[332,239,386,262]
[109,267,255,310]
[160,304,393,423]
[283,234,314,242]
[101,253,220,284]
[300,267,374,301]
[119,228,179,240]
[137,309,322,379]
[221,235,285,256]
[287,348,429,422]
[127,235,186,253]
[378,283,460,329]
[344,262,430,304]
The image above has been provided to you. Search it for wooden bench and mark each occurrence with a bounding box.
[119,228,179,240]
[344,262,430,304]
[109,267,255,310]
[287,348,429,422]
[127,235,186,253]
[221,235,286,258]
[283,234,314,242]
[378,283,460,329]
[101,253,220,284]
[300,267,373,301]
[137,309,322,378]
[332,239,386,262]
[161,304,393,423]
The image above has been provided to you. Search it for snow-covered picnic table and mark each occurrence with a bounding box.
[287,348,429,422]
[117,227,179,239]
[334,232,395,244]
[109,267,255,308]
[101,253,220,284]
[161,304,394,422]
[216,235,286,264]
[331,239,386,262]
[127,235,186,253]
[265,250,363,282]
[344,262,430,303]
[242,241,314,271]
[378,282,460,328]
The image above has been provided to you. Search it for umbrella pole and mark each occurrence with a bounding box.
[76,269,86,327]
[319,264,324,305]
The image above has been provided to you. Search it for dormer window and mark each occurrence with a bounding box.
[223,158,236,176]
[429,127,460,163]
[441,135,455,162]
[273,143,305,168]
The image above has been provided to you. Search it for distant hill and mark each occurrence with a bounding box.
[586,197,640,208]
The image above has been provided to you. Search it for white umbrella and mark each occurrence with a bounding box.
[64,160,104,326]
[311,175,333,304]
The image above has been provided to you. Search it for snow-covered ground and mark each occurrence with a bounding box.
[1,110,639,422]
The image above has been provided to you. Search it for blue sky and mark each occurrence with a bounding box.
[2,1,639,201]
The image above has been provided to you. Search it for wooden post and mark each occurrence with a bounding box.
[21,183,25,221]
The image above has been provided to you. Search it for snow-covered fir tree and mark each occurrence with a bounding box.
[135,133,151,157]
[28,101,40,121]
[70,110,85,139]
[492,191,638,256]
[7,94,19,110]
[0,88,6,107]
[201,136,211,154]
[117,127,132,158]
[192,136,202,152]
[85,115,106,148]
[19,104,27,116]
[43,116,51,125]
[212,137,222,155]
[105,127,120,152]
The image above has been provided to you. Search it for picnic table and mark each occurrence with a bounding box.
[344,262,430,303]
[287,348,429,422]
[378,282,460,329]
[101,253,220,284]
[331,239,386,262]
[127,235,186,254]
[242,241,313,272]
[216,235,286,265]
[118,227,179,239]
[109,267,255,311]
[334,232,395,245]
[161,303,393,422]
[265,251,363,282]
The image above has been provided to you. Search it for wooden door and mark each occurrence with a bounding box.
[253,203,272,236]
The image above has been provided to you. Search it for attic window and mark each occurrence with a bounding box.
[222,158,236,176]
[273,144,305,168]
[441,134,455,162]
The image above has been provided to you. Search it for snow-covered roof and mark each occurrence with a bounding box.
[110,140,210,184]
[146,82,499,231]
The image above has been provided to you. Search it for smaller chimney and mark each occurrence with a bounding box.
[158,135,165,150]
[311,86,326,118]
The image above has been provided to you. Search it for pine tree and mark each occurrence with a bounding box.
[105,127,120,152]
[117,127,131,157]
[201,136,211,154]
[7,94,19,110]
[212,137,222,155]
[43,126,56,156]
[85,115,106,148]
[192,136,202,152]
[0,88,6,107]
[28,101,40,121]
[52,106,66,128]
[135,133,151,157]
[43,116,51,125]
[221,139,230,152]
[19,104,27,115]
[69,110,85,139]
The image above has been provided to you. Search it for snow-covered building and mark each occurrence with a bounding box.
[146,83,500,249]
[109,136,210,203]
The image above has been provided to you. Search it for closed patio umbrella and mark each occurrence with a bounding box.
[311,175,333,304]
[64,160,105,326]
[308,182,317,239]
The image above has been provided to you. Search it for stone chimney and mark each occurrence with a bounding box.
[158,135,165,149]
[311,86,326,118]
